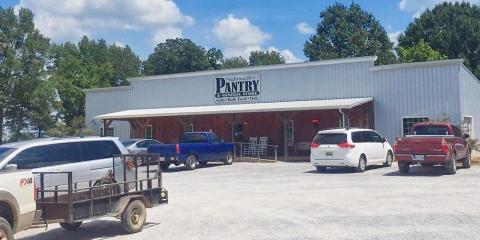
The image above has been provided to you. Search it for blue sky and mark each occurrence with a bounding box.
[1,0,477,62]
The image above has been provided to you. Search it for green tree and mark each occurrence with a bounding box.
[304,3,395,65]
[398,2,480,78]
[143,38,210,75]
[0,7,54,142]
[248,51,285,66]
[207,48,223,70]
[397,39,446,63]
[51,36,140,127]
[221,57,249,69]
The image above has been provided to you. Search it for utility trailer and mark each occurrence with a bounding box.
[32,154,168,234]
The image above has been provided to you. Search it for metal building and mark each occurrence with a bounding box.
[85,56,480,159]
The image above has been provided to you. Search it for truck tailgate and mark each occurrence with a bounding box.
[396,137,445,155]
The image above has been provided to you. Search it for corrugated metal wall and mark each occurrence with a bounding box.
[85,58,475,143]
[459,66,480,139]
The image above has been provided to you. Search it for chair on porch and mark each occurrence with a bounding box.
[258,137,268,156]
[244,137,258,156]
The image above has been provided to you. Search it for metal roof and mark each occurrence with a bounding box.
[94,97,373,120]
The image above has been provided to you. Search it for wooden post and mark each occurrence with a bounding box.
[282,112,289,160]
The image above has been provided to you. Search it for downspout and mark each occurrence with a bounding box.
[339,109,346,128]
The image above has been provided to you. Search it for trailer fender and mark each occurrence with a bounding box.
[111,195,152,217]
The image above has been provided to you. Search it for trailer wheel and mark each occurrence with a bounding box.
[0,217,13,240]
[121,200,146,234]
[60,222,83,231]
[224,152,234,165]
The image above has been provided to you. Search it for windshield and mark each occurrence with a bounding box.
[121,140,137,147]
[413,126,450,135]
[0,147,17,162]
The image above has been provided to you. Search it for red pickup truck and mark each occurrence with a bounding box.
[394,122,471,175]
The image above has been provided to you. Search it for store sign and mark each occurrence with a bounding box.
[214,73,261,104]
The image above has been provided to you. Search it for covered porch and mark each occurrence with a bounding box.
[95,98,374,160]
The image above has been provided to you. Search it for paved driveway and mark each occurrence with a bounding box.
[17,162,480,240]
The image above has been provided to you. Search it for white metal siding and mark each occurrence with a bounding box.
[459,66,480,139]
[85,59,467,144]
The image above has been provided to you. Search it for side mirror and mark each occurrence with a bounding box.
[5,164,17,171]
[463,134,470,139]
[381,137,387,143]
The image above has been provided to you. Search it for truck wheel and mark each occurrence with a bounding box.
[185,155,198,170]
[398,162,410,174]
[383,151,393,167]
[355,155,366,173]
[445,154,457,175]
[60,222,83,231]
[0,217,13,240]
[462,151,471,169]
[160,161,170,171]
[224,152,234,165]
[135,155,143,167]
[122,200,146,234]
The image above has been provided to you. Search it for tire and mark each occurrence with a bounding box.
[356,155,367,173]
[316,166,327,172]
[398,162,410,174]
[60,222,83,231]
[445,154,457,175]
[93,178,120,196]
[121,200,146,234]
[160,161,170,171]
[383,151,393,167]
[0,217,13,240]
[135,155,143,167]
[185,155,198,170]
[224,152,234,165]
[462,151,471,169]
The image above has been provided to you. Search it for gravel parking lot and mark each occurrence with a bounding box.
[17,162,480,240]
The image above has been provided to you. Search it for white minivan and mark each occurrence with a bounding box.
[310,129,393,172]
[0,137,130,187]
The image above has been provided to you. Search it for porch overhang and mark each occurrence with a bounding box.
[94,97,373,121]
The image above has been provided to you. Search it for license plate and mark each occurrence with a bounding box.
[326,152,333,156]
[413,155,425,161]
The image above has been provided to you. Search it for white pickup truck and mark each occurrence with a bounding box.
[0,169,36,240]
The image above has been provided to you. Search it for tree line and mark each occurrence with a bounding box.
[1,2,479,142]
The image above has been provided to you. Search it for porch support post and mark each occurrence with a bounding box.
[224,114,237,142]
[282,112,289,160]
[339,109,348,128]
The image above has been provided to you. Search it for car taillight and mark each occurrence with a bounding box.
[393,140,398,153]
[310,142,320,148]
[441,139,448,154]
[337,142,355,149]
[175,143,180,154]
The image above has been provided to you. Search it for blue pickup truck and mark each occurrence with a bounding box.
[147,132,235,170]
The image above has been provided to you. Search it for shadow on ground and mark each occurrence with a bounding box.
[304,165,385,174]
[18,220,160,240]
[383,165,458,177]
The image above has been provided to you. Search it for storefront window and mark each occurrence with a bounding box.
[402,117,429,136]
[145,125,153,139]
[101,127,115,137]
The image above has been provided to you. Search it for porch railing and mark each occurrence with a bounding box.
[232,142,278,162]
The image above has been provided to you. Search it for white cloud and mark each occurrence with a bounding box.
[296,22,315,34]
[399,0,480,17]
[15,0,193,43]
[213,14,271,59]
[388,31,402,46]
[152,27,183,45]
[267,47,303,63]
[113,41,125,48]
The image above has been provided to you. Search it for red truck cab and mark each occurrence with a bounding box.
[394,122,471,175]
